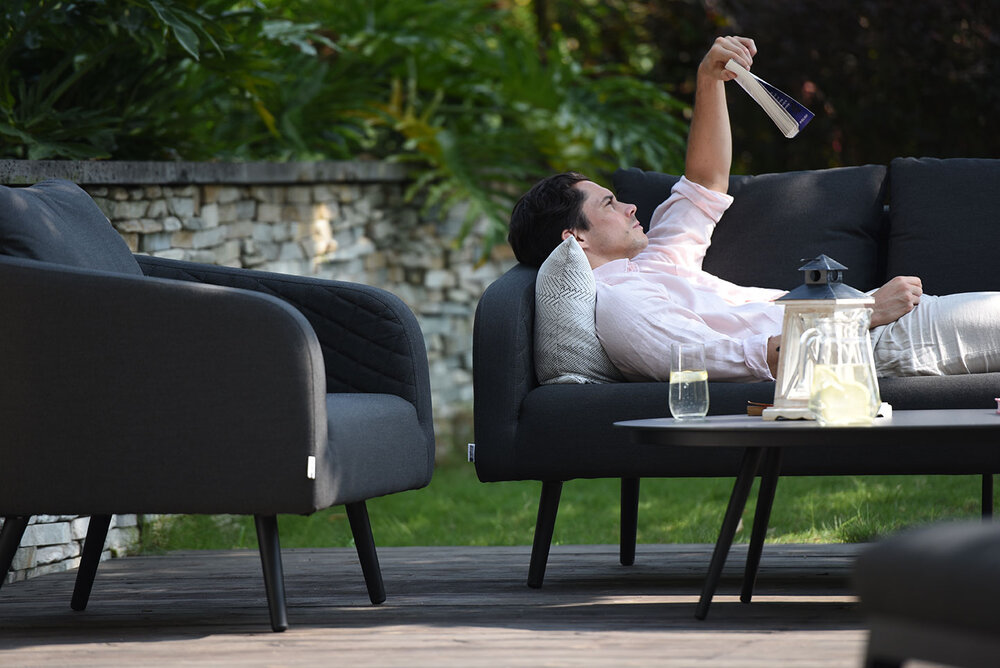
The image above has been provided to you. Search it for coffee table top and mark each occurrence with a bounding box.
[616,408,1000,449]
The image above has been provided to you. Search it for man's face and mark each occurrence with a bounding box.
[566,181,648,268]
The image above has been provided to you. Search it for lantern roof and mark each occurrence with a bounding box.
[777,254,871,302]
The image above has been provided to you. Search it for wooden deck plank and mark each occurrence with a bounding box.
[0,544,870,666]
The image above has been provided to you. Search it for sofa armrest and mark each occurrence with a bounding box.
[0,255,327,514]
[472,264,538,481]
[135,256,433,444]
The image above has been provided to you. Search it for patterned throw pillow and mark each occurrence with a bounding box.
[534,236,624,384]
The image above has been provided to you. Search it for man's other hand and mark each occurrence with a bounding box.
[871,276,922,328]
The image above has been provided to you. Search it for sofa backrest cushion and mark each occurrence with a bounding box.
[613,165,888,292]
[0,179,142,275]
[886,157,1000,295]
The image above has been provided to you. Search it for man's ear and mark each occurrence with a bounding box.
[562,229,587,248]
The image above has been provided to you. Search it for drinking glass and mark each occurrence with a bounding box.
[669,342,709,420]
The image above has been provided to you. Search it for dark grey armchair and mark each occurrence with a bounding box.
[855,521,1000,668]
[0,179,435,631]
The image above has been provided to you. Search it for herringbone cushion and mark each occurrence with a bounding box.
[534,236,624,384]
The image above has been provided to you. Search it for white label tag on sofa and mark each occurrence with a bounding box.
[306,456,316,479]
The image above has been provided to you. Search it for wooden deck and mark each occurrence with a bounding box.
[0,543,871,666]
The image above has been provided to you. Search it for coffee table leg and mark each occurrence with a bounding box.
[695,446,764,620]
[741,447,782,603]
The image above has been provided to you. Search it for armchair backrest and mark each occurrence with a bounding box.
[135,254,436,473]
[0,180,142,275]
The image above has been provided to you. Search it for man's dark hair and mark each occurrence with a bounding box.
[508,172,591,267]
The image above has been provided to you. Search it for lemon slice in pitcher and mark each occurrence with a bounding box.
[811,364,875,425]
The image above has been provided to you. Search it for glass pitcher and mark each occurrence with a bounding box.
[799,308,882,426]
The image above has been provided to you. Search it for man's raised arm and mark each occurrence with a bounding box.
[684,36,757,194]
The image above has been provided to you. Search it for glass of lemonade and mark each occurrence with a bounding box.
[669,342,709,420]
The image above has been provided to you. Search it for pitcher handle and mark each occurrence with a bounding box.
[795,327,822,384]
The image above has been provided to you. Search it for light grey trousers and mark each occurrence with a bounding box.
[871,292,1000,376]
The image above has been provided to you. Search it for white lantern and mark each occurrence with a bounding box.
[762,255,887,421]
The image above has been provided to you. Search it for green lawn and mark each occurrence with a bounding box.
[140,463,995,553]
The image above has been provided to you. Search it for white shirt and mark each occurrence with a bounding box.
[594,176,786,382]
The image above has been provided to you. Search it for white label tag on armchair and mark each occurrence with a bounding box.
[306,456,316,479]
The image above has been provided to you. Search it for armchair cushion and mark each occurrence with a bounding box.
[0,180,142,275]
[534,236,623,384]
[318,393,432,506]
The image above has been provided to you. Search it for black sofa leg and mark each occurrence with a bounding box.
[346,501,386,605]
[983,474,994,519]
[0,515,31,591]
[70,514,112,611]
[528,480,563,589]
[620,478,640,566]
[254,514,288,632]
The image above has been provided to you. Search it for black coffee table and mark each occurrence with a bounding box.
[615,409,1000,619]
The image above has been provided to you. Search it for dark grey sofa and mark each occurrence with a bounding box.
[473,157,1000,585]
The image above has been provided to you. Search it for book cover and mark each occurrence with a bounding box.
[725,60,814,138]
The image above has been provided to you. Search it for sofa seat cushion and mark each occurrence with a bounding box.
[855,521,1000,637]
[887,157,1000,295]
[613,165,888,292]
[534,235,624,384]
[0,179,142,275]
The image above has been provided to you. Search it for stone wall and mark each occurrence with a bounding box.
[0,515,139,584]
[0,160,517,584]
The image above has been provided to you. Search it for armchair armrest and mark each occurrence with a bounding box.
[0,255,327,515]
[135,256,434,448]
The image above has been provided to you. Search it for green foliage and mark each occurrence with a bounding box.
[720,1,1000,172]
[13,1,992,248]
[0,0,233,160]
[1,0,690,255]
[538,0,1000,174]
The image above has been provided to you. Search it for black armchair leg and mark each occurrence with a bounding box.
[70,514,112,611]
[346,501,386,605]
[620,478,640,566]
[527,480,563,589]
[0,515,31,590]
[254,514,288,632]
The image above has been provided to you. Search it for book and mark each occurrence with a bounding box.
[725,59,814,138]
